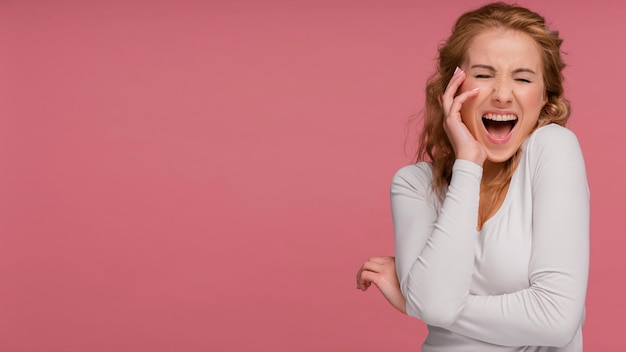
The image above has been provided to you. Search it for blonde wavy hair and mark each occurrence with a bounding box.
[417,2,570,226]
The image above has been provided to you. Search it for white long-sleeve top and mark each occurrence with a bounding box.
[392,124,589,351]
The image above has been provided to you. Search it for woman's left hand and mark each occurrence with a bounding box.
[356,256,407,314]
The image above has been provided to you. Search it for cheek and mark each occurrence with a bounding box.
[459,96,481,128]
[518,92,544,131]
[459,82,483,116]
[459,79,480,93]
[522,90,546,114]
[523,84,546,105]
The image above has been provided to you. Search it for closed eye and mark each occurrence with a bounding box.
[475,74,492,79]
[515,78,531,83]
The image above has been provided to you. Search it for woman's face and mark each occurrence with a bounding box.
[459,28,547,163]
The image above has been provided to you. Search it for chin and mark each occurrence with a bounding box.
[485,148,519,164]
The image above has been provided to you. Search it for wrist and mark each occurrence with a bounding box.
[456,152,486,167]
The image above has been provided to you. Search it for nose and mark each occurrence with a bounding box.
[491,80,513,105]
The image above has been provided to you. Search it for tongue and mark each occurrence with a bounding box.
[484,120,513,139]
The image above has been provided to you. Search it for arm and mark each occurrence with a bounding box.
[393,67,486,327]
[392,160,482,327]
[446,126,589,347]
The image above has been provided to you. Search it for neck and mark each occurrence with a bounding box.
[482,160,505,184]
[477,159,511,230]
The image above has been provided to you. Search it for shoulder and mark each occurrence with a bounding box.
[523,124,587,183]
[523,124,584,164]
[525,123,582,153]
[392,162,433,184]
[391,162,434,196]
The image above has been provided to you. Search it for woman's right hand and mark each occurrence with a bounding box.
[441,67,487,165]
[356,256,406,314]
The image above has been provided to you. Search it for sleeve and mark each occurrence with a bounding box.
[445,126,590,347]
[392,160,482,327]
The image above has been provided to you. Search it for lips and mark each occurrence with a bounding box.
[482,113,517,143]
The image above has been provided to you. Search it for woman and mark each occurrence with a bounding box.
[356,2,589,351]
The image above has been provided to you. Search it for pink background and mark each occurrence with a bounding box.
[1,0,624,350]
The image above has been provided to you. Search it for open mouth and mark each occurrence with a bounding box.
[482,113,518,140]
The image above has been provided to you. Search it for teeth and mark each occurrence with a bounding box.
[483,113,517,121]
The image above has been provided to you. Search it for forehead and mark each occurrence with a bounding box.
[464,28,543,71]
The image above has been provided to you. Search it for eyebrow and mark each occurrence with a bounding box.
[470,64,536,75]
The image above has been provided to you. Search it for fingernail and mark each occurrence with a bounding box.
[454,67,460,74]
[472,87,480,91]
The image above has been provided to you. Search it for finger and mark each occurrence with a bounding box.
[380,256,396,263]
[358,270,377,290]
[441,67,466,112]
[362,261,385,273]
[443,67,463,94]
[368,257,388,265]
[356,267,364,285]
[447,87,480,120]
[358,281,372,291]
[368,256,396,265]
[357,270,375,290]
[356,266,373,289]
